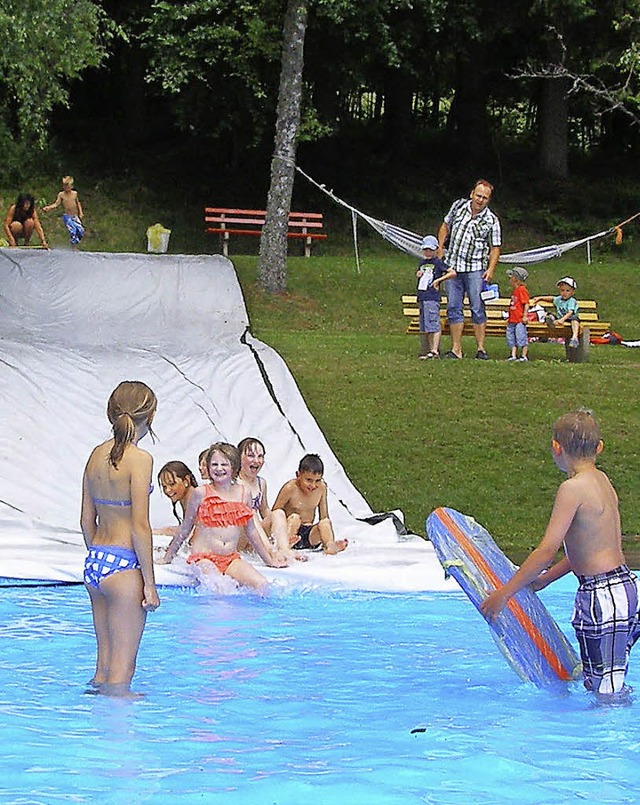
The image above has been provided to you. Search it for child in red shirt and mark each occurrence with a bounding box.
[506,267,530,362]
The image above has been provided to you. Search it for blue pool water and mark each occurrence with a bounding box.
[1,579,640,804]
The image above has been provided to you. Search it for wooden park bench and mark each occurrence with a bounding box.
[204,207,326,257]
[400,295,611,363]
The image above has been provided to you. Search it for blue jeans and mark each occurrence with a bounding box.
[446,271,486,325]
[506,322,528,348]
[419,299,441,333]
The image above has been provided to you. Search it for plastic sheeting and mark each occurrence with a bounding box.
[0,249,451,592]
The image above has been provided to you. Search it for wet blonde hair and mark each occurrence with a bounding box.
[62,175,74,187]
[206,442,241,479]
[106,381,157,468]
[553,410,601,459]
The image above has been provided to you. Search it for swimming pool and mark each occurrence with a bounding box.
[1,579,639,804]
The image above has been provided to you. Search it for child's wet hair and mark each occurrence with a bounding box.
[238,436,266,457]
[298,453,324,475]
[158,461,198,522]
[206,442,241,479]
[553,410,601,458]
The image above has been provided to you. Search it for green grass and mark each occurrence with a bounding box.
[1,173,207,253]
[233,251,640,562]
[5,164,639,563]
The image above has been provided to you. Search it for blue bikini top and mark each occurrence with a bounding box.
[94,485,154,507]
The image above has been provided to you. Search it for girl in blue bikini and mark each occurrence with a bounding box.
[80,380,160,697]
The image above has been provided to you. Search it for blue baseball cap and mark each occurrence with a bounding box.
[421,235,438,250]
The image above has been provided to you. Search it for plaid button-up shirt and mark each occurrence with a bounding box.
[445,199,501,274]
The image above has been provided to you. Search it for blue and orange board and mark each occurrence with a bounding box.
[426,506,582,687]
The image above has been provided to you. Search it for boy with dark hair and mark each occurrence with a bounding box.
[273,454,348,554]
[481,410,640,702]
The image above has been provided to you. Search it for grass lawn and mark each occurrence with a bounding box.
[4,168,639,565]
[233,247,640,564]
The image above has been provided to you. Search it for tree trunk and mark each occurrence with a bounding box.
[538,75,571,178]
[258,0,308,294]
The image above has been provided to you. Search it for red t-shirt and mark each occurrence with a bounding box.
[508,285,530,323]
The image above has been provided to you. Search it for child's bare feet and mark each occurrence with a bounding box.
[288,550,308,562]
[269,552,289,568]
[324,539,348,555]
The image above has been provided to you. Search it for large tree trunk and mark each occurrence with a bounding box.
[538,75,571,178]
[258,0,308,294]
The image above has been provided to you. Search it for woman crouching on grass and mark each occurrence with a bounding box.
[156,442,287,592]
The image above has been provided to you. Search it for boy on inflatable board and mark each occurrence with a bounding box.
[481,410,640,703]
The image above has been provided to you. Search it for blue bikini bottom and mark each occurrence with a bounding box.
[84,545,140,588]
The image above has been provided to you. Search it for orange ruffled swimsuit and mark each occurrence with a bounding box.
[196,485,254,528]
[187,551,241,574]
[187,486,254,575]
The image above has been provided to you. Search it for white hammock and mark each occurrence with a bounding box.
[295,165,638,271]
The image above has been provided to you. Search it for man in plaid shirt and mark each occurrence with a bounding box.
[437,180,501,360]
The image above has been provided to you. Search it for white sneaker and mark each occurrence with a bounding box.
[518,356,529,362]
[507,356,518,361]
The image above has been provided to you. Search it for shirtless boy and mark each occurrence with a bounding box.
[272,453,348,555]
[43,175,84,248]
[481,410,640,701]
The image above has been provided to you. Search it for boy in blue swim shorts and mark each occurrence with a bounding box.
[481,410,640,702]
[43,175,85,248]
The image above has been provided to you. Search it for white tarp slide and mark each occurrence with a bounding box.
[0,249,451,592]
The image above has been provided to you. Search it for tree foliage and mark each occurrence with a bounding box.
[23,0,640,191]
[140,0,284,147]
[0,0,111,155]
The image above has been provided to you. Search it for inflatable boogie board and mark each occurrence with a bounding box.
[426,507,582,687]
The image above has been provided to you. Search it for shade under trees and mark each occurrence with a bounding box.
[1,0,637,280]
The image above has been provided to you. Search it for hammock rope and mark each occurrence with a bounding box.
[294,164,640,267]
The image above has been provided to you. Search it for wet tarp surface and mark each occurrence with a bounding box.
[0,249,450,591]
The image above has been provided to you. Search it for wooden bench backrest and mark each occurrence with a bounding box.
[204,208,324,229]
[400,294,610,339]
[401,295,599,310]
[204,207,326,256]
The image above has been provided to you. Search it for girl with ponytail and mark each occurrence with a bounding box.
[80,381,160,697]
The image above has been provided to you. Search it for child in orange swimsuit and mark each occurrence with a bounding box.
[157,442,287,591]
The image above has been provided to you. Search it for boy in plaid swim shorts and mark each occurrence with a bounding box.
[481,410,640,702]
